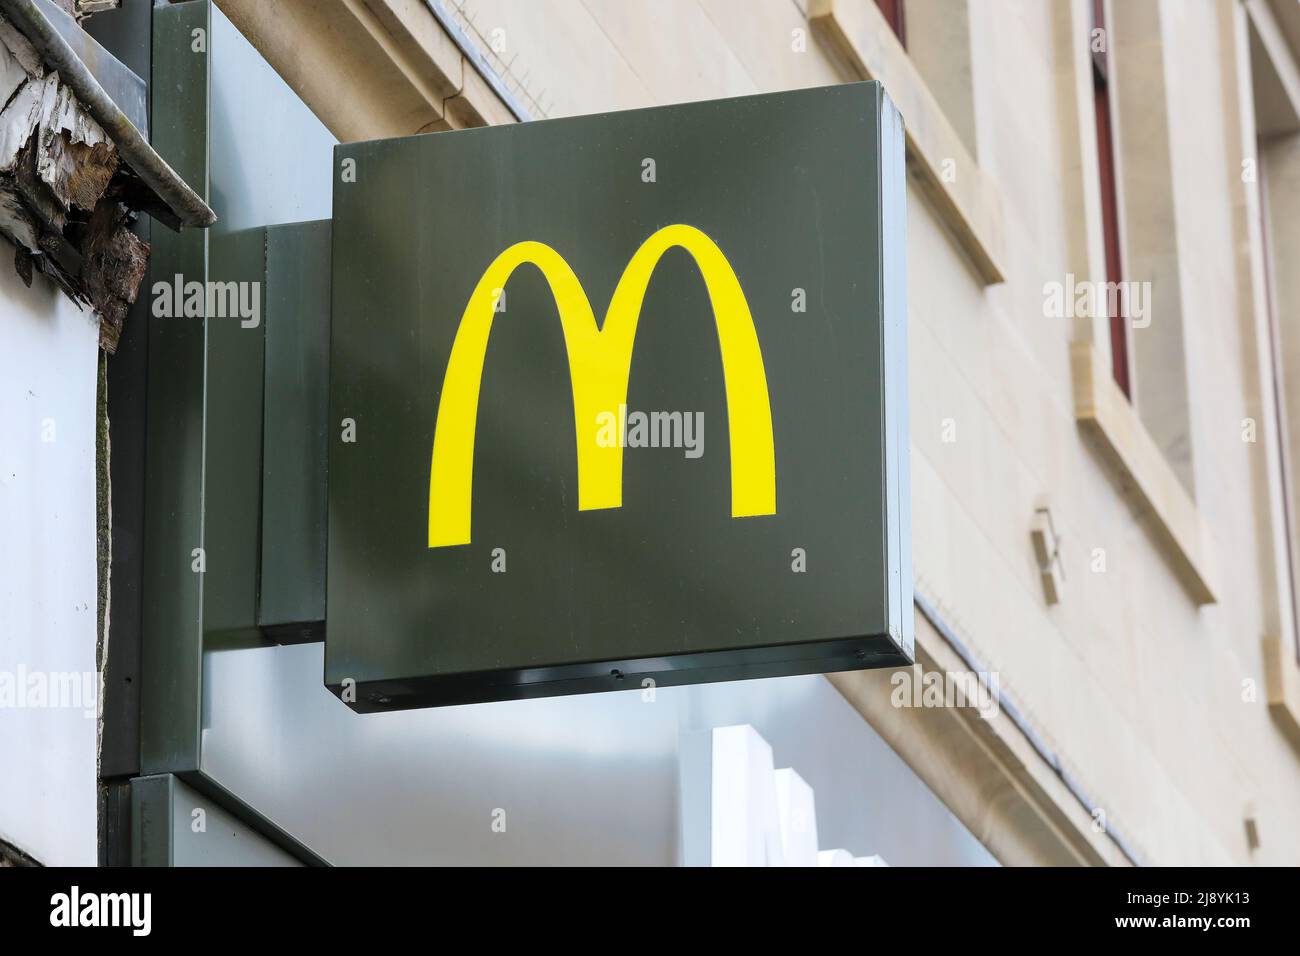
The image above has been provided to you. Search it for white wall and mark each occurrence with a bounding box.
[0,264,100,866]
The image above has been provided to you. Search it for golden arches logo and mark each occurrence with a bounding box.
[427,223,776,548]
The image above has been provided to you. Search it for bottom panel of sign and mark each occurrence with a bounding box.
[328,633,910,713]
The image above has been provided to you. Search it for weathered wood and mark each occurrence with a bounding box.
[74,1,120,22]
[12,238,29,285]
[0,15,44,80]
[15,136,69,234]
[0,14,150,353]
[0,73,48,172]
[81,197,146,352]
[0,28,30,104]
[0,182,39,248]
[35,73,119,210]
[35,227,83,300]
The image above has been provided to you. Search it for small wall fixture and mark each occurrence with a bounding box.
[1244,806,1261,852]
[1030,507,1065,605]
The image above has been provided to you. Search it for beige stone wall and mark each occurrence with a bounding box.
[423,0,1300,865]
[218,0,1300,864]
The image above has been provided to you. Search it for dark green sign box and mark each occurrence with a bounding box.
[328,81,912,711]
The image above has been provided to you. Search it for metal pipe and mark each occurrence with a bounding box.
[0,0,216,228]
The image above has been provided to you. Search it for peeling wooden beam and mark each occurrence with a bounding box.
[0,9,147,353]
[73,1,119,21]
[81,196,145,351]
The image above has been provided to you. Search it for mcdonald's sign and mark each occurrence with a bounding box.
[327,82,912,711]
[426,222,776,549]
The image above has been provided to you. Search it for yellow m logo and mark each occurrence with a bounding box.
[428,223,776,548]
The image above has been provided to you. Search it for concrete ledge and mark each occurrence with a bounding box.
[1071,342,1218,605]
[214,0,495,141]
[829,603,1132,867]
[440,46,517,130]
[1264,635,1300,751]
[806,0,1006,286]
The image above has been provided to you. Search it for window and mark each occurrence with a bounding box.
[1259,160,1300,661]
[813,0,999,282]
[904,0,977,158]
[1064,0,1215,603]
[1244,0,1300,724]
[874,0,906,47]
[1091,0,1130,399]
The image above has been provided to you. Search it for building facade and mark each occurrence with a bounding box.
[2,0,1299,866]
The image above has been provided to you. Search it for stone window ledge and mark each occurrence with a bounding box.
[805,0,1007,286]
[1071,342,1218,605]
[1264,636,1300,750]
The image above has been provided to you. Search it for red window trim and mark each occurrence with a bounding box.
[875,0,906,48]
[1092,0,1131,398]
